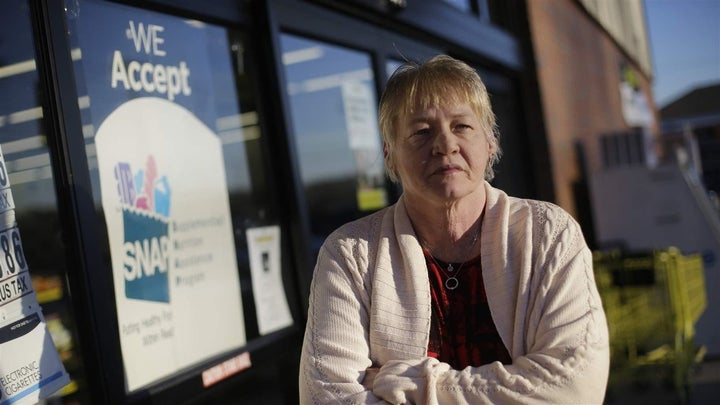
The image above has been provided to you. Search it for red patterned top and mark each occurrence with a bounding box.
[424,249,512,369]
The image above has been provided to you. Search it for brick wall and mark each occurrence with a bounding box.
[526,0,660,216]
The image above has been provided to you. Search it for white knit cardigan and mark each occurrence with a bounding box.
[299,182,609,404]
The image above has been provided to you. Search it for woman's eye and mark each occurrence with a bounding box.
[455,124,475,134]
[413,128,430,136]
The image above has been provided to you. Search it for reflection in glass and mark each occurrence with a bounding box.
[442,0,472,13]
[280,34,388,251]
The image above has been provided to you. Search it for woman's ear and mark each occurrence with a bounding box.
[383,142,393,167]
[486,133,497,155]
[383,141,397,180]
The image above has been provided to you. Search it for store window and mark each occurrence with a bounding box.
[0,0,87,402]
[63,0,293,394]
[280,34,388,252]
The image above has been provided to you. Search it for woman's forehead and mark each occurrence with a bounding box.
[405,103,476,119]
[413,84,466,103]
[403,90,476,117]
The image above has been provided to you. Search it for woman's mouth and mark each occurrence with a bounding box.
[433,164,462,175]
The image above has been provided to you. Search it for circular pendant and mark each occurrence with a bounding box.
[445,277,459,290]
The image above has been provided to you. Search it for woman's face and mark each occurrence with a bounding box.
[391,102,493,204]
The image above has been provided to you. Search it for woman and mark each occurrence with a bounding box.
[299,55,609,404]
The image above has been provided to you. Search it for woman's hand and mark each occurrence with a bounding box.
[362,367,380,390]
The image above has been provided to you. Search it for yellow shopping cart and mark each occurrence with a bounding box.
[593,247,706,403]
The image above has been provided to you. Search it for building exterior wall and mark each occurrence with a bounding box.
[578,0,653,77]
[527,0,660,217]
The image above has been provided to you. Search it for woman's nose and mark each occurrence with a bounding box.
[432,128,459,155]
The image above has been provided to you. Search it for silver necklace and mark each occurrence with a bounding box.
[422,224,481,290]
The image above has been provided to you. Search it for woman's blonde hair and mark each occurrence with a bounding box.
[379,54,501,182]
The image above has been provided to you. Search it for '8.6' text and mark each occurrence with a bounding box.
[0,227,27,278]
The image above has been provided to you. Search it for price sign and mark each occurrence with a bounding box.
[0,147,69,404]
